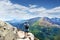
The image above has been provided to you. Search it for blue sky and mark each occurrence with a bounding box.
[11,0,60,9]
[0,0,60,21]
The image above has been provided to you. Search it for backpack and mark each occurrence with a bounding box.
[24,24,29,29]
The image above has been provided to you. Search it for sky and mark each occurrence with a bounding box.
[11,0,60,9]
[0,0,60,21]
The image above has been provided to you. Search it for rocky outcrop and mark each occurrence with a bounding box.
[17,31,34,40]
[0,20,35,40]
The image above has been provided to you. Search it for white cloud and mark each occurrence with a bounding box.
[28,6,60,18]
[0,0,36,21]
[0,0,60,21]
[29,4,37,8]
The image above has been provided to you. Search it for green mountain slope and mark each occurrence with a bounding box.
[30,17,60,40]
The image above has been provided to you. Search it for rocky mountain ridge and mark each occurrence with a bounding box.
[0,20,36,40]
[38,17,60,27]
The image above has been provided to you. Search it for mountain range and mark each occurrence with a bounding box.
[6,17,60,28]
[6,17,60,40]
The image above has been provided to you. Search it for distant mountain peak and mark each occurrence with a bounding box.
[39,17,52,26]
[38,17,60,27]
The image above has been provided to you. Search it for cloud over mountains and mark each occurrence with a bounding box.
[0,0,60,21]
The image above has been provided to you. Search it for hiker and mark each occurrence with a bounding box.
[24,21,29,38]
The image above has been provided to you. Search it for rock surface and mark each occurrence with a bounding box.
[0,20,35,40]
[17,31,34,40]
